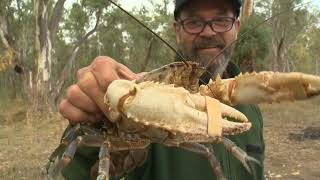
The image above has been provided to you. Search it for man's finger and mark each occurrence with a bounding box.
[77,71,111,119]
[77,66,90,81]
[117,63,139,80]
[58,99,96,124]
[66,84,100,113]
[90,57,120,91]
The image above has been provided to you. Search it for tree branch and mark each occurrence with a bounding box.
[51,8,107,104]
[16,0,23,23]
[75,8,103,47]
[0,15,10,48]
[140,37,154,72]
[49,0,66,35]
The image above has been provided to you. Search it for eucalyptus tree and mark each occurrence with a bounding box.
[0,0,34,99]
[233,14,271,72]
[268,0,311,71]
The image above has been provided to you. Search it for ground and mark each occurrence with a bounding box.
[262,97,320,180]
[0,97,319,179]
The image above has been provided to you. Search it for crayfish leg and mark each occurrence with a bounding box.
[48,136,82,178]
[222,137,261,173]
[97,142,111,180]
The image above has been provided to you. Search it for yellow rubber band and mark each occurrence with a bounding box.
[206,96,222,137]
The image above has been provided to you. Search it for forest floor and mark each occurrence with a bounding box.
[262,96,320,180]
[0,97,319,179]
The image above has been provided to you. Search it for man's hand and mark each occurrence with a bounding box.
[58,56,141,124]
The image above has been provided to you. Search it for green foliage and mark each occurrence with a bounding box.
[82,0,111,11]
[51,0,177,94]
[233,14,271,71]
[289,23,320,74]
[118,3,176,71]
[67,4,89,38]
[288,39,313,72]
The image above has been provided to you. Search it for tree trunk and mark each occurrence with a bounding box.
[140,38,154,72]
[0,13,21,98]
[315,58,318,75]
[240,0,253,22]
[0,14,16,72]
[33,0,53,111]
[32,0,66,112]
[269,0,308,72]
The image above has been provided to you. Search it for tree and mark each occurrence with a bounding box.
[33,0,111,111]
[289,12,320,74]
[240,0,254,22]
[0,0,32,99]
[234,14,271,72]
[268,0,311,71]
[32,0,66,111]
[0,0,112,112]
[50,3,104,106]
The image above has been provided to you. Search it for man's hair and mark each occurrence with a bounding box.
[174,0,242,20]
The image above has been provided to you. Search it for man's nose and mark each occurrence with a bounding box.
[199,24,217,37]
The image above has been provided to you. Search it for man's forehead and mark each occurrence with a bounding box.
[181,9,231,18]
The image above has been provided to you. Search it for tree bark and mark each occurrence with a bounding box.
[240,0,253,22]
[33,0,66,111]
[49,0,67,37]
[33,0,52,110]
[316,58,319,75]
[140,37,154,72]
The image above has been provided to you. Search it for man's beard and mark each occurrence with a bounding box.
[178,36,235,79]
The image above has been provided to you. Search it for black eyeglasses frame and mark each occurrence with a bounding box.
[177,17,236,35]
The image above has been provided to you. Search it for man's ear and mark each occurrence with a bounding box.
[234,19,241,38]
[173,21,182,43]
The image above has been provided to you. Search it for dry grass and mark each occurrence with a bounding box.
[262,96,320,180]
[0,99,67,179]
[0,97,319,179]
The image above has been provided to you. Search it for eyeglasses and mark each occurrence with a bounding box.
[177,17,236,34]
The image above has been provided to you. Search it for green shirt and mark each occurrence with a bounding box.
[60,62,265,180]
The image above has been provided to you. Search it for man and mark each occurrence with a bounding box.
[58,0,265,179]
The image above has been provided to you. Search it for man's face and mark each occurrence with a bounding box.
[174,0,240,75]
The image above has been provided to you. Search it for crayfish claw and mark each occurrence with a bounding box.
[201,71,320,105]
